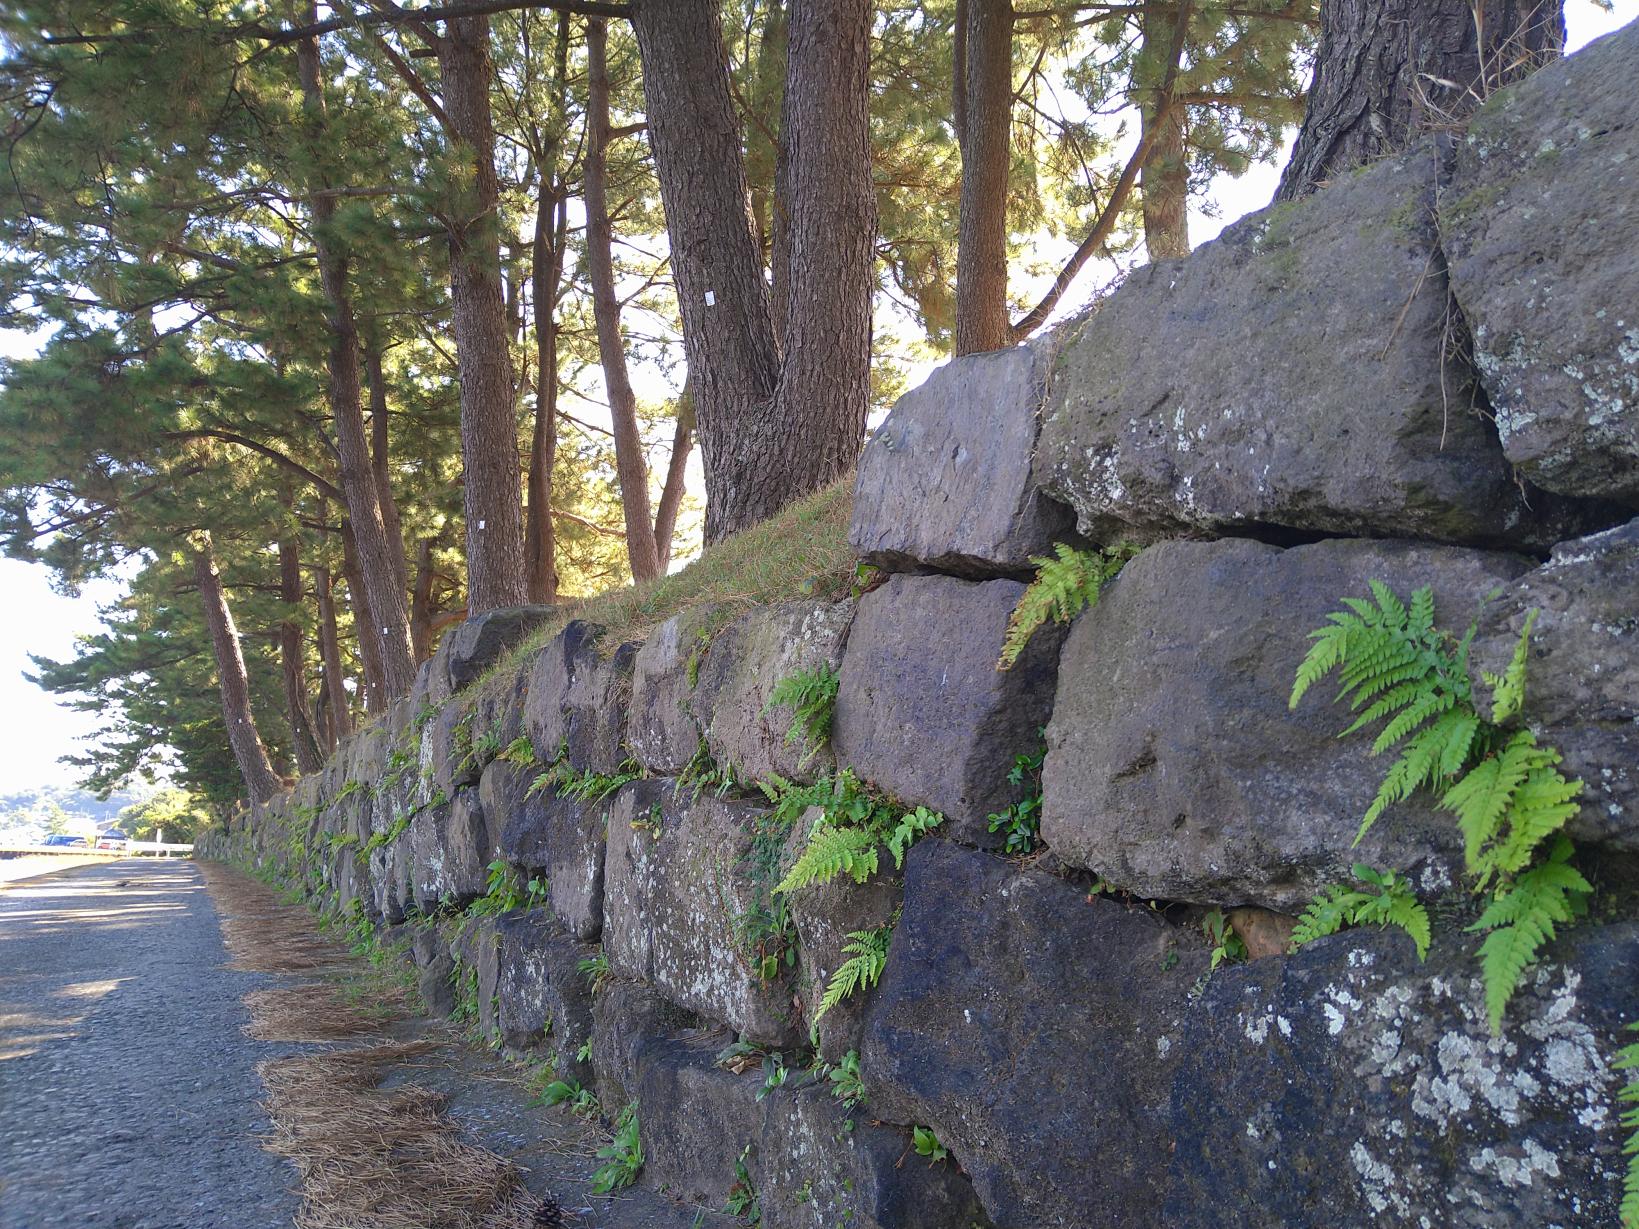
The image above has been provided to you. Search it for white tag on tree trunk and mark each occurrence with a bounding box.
[478,519,486,529]
[704,290,716,306]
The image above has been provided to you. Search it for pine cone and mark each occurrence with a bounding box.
[531,1197,567,1229]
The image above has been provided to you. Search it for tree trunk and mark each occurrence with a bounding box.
[438,15,530,611]
[1139,4,1191,261]
[630,0,782,543]
[315,561,351,748]
[767,0,875,495]
[1276,0,1564,200]
[192,534,282,806]
[276,490,323,774]
[586,18,663,583]
[525,11,570,606]
[954,0,1014,355]
[411,537,439,662]
[364,337,411,601]
[653,382,695,569]
[293,16,418,699]
[340,520,386,715]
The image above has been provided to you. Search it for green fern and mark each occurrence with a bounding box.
[769,772,944,896]
[1290,864,1431,960]
[774,824,881,894]
[997,542,1137,670]
[1443,730,1581,889]
[816,923,892,1021]
[1616,1022,1639,1229]
[1466,836,1590,1032]
[1483,609,1537,723]
[763,663,840,766]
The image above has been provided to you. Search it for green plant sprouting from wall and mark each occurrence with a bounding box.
[912,1125,948,1164]
[724,1143,760,1221]
[987,744,1045,855]
[763,662,840,766]
[1290,864,1432,959]
[815,919,894,1023]
[1292,583,1588,1031]
[467,859,547,918]
[727,806,799,983]
[590,1102,643,1193]
[769,771,943,896]
[827,1049,866,1108]
[1617,1021,1638,1229]
[997,542,1137,670]
[1201,908,1248,972]
[529,748,645,805]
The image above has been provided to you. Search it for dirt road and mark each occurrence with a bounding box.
[0,860,302,1229]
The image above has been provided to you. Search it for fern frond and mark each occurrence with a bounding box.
[1484,610,1538,724]
[1481,758,1582,886]
[773,824,879,895]
[1289,886,1358,950]
[1357,713,1469,844]
[1616,1023,1639,1229]
[1443,731,1538,874]
[885,806,943,868]
[815,925,891,1021]
[1467,837,1591,1033]
[997,543,1135,671]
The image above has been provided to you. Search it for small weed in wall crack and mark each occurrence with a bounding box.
[763,662,840,767]
[997,542,1138,670]
[1290,864,1432,959]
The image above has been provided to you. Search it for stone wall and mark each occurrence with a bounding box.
[200,24,1639,1229]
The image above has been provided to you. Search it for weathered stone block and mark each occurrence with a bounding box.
[860,840,1204,1229]
[832,574,1061,846]
[590,978,696,1113]
[1042,536,1532,909]
[851,341,1074,575]
[524,621,636,773]
[1035,144,1540,548]
[425,701,480,798]
[491,908,597,1085]
[697,600,854,784]
[604,781,801,1045]
[632,1030,764,1209]
[441,605,556,693]
[485,760,605,940]
[759,1085,993,1229]
[1164,923,1639,1228]
[626,606,725,775]
[408,788,490,910]
[1468,516,1639,851]
[1442,20,1639,506]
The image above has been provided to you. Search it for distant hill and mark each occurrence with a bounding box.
[0,787,144,841]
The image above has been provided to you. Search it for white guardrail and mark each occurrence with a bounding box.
[0,842,195,857]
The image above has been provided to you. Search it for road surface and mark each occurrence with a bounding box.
[0,860,302,1229]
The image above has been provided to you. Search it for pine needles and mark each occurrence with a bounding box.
[1292,582,1589,1032]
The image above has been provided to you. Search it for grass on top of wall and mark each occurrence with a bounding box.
[461,474,859,708]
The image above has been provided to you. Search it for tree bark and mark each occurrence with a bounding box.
[1276,0,1564,200]
[653,382,694,569]
[630,0,782,543]
[276,489,323,774]
[1139,4,1190,261]
[411,537,439,660]
[631,0,872,541]
[315,561,351,748]
[293,19,417,700]
[363,336,411,601]
[954,0,1014,355]
[586,17,662,582]
[525,11,570,606]
[192,534,282,807]
[767,0,875,495]
[340,519,386,715]
[438,14,530,611]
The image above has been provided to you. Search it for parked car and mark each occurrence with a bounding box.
[95,830,131,850]
[43,834,89,848]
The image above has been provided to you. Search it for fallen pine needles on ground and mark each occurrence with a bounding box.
[197,862,344,973]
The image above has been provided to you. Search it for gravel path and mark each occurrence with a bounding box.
[0,860,302,1229]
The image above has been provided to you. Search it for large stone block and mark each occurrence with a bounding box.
[1042,536,1532,909]
[1164,923,1639,1228]
[759,1085,993,1229]
[1468,517,1639,850]
[424,701,481,798]
[697,600,854,784]
[831,574,1060,846]
[1441,20,1639,506]
[851,341,1074,575]
[408,787,491,911]
[590,978,697,1113]
[491,908,597,1085]
[1035,145,1543,548]
[631,1031,764,1209]
[626,606,725,775]
[603,781,801,1045]
[485,760,605,941]
[860,841,1205,1229]
[440,605,556,693]
[524,621,636,773]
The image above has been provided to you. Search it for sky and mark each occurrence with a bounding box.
[1,3,1633,795]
